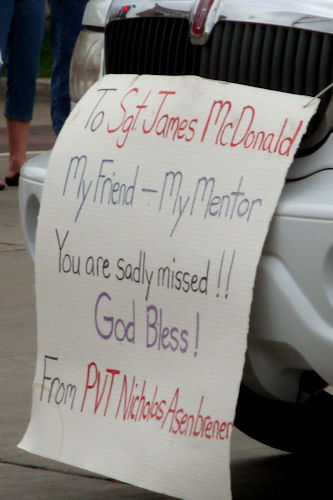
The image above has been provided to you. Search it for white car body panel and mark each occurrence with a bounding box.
[82,0,111,27]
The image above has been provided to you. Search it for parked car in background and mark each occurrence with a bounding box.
[19,0,333,453]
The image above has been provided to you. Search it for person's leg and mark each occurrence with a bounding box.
[5,118,30,182]
[0,2,13,62]
[4,0,45,182]
[0,1,14,189]
[48,0,88,135]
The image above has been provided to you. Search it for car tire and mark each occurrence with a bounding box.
[235,383,333,453]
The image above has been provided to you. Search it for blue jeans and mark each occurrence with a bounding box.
[0,0,45,121]
[48,0,89,135]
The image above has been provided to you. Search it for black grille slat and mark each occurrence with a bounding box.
[116,19,127,73]
[294,30,310,94]
[248,24,265,87]
[173,23,185,74]
[143,19,154,73]
[281,28,299,93]
[129,19,140,72]
[149,17,161,74]
[218,22,233,81]
[207,21,221,78]
[142,19,152,73]
[260,26,276,89]
[158,19,171,75]
[182,25,191,74]
[109,20,120,72]
[121,19,132,73]
[228,23,243,82]
[306,32,322,96]
[166,19,177,75]
[239,23,254,85]
[271,27,287,91]
[187,40,198,74]
[319,34,332,92]
[136,20,148,73]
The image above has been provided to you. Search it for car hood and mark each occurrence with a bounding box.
[83,0,333,32]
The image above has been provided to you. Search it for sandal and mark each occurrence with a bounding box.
[5,172,20,186]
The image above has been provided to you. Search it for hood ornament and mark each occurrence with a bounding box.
[191,0,219,43]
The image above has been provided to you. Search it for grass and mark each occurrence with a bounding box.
[2,28,53,79]
[38,28,53,78]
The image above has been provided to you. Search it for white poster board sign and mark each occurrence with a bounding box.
[19,74,317,499]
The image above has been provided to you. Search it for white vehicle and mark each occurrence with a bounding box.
[19,0,333,453]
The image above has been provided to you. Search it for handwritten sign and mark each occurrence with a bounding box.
[19,74,318,499]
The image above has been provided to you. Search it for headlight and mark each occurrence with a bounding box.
[69,29,104,103]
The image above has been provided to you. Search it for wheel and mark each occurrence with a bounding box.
[235,384,333,453]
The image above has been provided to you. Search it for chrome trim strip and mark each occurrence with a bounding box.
[106,0,333,43]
